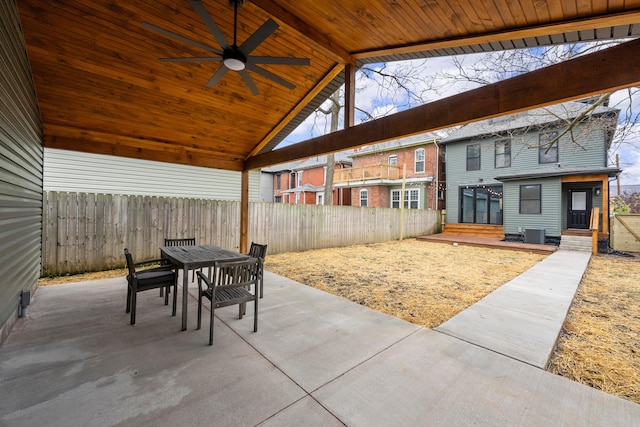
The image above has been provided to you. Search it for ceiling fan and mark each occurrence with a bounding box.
[142,0,310,95]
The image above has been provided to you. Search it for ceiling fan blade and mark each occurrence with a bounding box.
[247,63,296,90]
[239,19,279,55]
[189,0,231,50]
[206,66,230,87]
[160,57,223,62]
[248,56,311,66]
[142,22,221,55]
[238,69,260,96]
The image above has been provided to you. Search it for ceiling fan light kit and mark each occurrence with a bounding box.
[143,0,310,95]
[223,48,246,71]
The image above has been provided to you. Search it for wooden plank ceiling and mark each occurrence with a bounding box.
[17,0,640,171]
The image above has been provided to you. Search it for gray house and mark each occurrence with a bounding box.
[441,100,620,247]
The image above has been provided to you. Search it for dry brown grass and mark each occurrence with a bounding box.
[38,239,640,404]
[547,255,640,404]
[265,239,546,328]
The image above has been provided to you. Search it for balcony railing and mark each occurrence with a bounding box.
[334,164,402,183]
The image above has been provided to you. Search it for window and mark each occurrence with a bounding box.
[276,174,281,190]
[520,184,541,214]
[290,172,295,188]
[391,189,420,209]
[414,149,425,173]
[316,193,324,205]
[459,185,503,224]
[388,155,398,165]
[360,189,368,207]
[274,196,282,203]
[466,144,480,171]
[539,131,558,163]
[495,140,511,168]
[297,171,303,187]
[295,193,300,204]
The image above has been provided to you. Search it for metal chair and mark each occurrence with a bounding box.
[196,257,261,346]
[124,248,177,325]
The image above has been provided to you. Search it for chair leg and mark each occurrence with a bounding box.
[253,298,258,332]
[209,302,214,346]
[197,293,203,330]
[130,292,137,325]
[259,275,264,299]
[159,287,164,298]
[164,285,169,305]
[171,284,177,316]
[126,286,132,314]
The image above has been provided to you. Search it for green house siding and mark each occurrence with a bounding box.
[503,178,562,237]
[445,142,503,223]
[445,120,610,228]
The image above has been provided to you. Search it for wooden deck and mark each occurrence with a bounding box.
[417,233,558,255]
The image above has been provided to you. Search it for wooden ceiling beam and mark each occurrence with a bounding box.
[246,37,640,170]
[247,64,344,158]
[353,10,640,60]
[250,0,352,64]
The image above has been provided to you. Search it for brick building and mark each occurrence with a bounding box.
[334,133,444,210]
[265,153,353,205]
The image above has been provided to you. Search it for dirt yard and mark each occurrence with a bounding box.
[38,239,639,404]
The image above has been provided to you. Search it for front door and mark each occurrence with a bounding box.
[567,189,591,229]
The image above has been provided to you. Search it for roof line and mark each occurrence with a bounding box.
[352,10,640,61]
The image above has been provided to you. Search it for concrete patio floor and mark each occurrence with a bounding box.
[1,267,639,426]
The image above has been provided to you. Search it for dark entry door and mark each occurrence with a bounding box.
[567,190,591,229]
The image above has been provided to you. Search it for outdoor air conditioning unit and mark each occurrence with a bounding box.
[524,228,545,244]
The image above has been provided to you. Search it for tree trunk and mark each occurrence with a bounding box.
[323,92,340,205]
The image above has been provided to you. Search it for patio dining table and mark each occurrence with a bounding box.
[160,244,248,330]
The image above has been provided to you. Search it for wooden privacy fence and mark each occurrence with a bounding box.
[42,192,441,275]
[610,214,640,253]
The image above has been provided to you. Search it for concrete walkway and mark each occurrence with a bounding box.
[436,250,591,368]
[1,259,639,426]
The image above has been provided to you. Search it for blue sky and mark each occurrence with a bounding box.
[277,47,640,185]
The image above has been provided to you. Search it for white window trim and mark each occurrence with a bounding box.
[391,188,420,209]
[359,189,368,207]
[316,193,324,205]
[388,155,398,165]
[415,148,425,173]
[297,170,303,187]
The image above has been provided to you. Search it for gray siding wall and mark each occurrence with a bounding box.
[445,123,607,225]
[0,1,43,338]
[503,178,562,237]
[44,148,262,201]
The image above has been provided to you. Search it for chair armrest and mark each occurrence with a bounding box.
[196,271,213,294]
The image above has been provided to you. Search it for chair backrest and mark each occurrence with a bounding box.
[216,257,261,290]
[248,242,268,259]
[124,248,136,277]
[164,237,196,247]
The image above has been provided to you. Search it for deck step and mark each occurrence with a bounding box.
[559,235,592,252]
[443,223,504,238]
